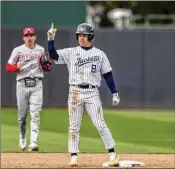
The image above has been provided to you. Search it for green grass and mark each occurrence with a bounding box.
[1,108,174,153]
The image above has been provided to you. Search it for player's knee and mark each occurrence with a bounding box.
[31,112,40,123]
[18,115,27,129]
[18,114,26,122]
[93,121,107,134]
[95,125,104,134]
[69,126,80,134]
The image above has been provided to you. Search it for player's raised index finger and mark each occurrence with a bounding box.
[51,23,54,29]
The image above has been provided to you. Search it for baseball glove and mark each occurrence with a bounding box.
[40,53,52,71]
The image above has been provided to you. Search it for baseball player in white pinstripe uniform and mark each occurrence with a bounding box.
[6,27,51,151]
[47,23,120,166]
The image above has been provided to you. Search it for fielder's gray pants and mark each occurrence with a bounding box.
[16,79,43,146]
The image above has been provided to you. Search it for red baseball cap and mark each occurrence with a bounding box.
[23,27,36,36]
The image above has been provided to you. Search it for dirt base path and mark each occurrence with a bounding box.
[1,153,174,168]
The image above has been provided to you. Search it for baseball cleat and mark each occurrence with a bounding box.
[69,155,78,167]
[109,152,120,166]
[28,144,39,152]
[19,144,26,151]
[19,138,26,151]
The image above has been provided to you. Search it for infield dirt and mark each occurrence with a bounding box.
[1,153,174,168]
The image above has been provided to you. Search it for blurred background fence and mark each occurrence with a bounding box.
[2,28,175,108]
[1,1,175,108]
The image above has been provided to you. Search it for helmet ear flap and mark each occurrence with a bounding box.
[76,34,78,40]
[88,34,94,41]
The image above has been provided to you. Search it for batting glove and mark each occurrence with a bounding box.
[47,23,57,41]
[112,93,120,106]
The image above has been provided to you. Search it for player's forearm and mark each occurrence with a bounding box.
[48,40,59,60]
[103,71,118,94]
[6,63,18,72]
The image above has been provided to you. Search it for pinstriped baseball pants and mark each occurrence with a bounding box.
[68,85,115,153]
[16,80,43,145]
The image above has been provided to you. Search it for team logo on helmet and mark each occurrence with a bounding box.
[79,27,85,32]
[86,25,93,33]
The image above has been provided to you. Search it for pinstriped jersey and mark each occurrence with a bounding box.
[8,44,45,81]
[55,46,112,87]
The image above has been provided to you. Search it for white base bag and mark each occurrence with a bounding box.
[102,160,145,168]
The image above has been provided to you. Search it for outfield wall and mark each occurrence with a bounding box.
[1,29,175,108]
[2,1,86,28]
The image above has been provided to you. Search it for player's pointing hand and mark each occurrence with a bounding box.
[47,23,57,41]
[50,23,57,33]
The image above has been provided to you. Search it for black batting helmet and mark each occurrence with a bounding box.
[76,23,94,41]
